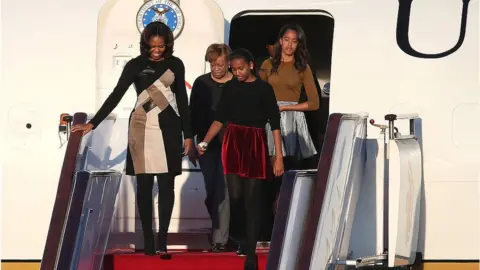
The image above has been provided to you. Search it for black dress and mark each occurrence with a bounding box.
[89,55,192,176]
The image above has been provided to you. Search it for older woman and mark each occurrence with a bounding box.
[190,43,233,252]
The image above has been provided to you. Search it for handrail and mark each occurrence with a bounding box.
[392,113,419,120]
[68,170,123,270]
[41,113,87,270]
[296,113,344,270]
[266,170,317,270]
[266,113,344,270]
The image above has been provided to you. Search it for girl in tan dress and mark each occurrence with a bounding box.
[259,23,320,211]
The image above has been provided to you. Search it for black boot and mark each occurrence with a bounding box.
[157,173,175,260]
[244,255,258,270]
[142,230,156,256]
[236,242,247,256]
[136,178,156,256]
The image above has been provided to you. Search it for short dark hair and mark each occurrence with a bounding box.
[205,43,232,62]
[140,21,174,58]
[228,48,255,64]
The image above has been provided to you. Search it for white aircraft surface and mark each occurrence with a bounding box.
[1,0,478,269]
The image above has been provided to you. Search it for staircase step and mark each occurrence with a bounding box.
[104,251,269,270]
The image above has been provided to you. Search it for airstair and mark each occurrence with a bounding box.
[40,112,423,270]
[266,113,423,270]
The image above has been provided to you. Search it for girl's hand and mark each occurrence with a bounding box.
[196,141,208,156]
[273,156,284,177]
[196,145,205,156]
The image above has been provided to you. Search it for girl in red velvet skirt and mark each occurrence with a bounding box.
[197,48,284,270]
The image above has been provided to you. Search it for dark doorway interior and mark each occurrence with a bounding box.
[228,13,335,242]
[229,13,334,166]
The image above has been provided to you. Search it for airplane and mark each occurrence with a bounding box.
[1,0,478,269]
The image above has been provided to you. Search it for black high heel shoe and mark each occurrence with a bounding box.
[244,255,258,270]
[157,246,172,260]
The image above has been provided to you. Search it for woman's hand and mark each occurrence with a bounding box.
[273,156,284,177]
[196,145,205,156]
[184,138,197,166]
[71,123,94,136]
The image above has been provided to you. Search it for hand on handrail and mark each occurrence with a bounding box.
[71,123,94,136]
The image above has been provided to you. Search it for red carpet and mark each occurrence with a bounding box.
[104,251,268,270]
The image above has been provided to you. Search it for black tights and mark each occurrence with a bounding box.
[136,173,175,248]
[226,174,262,259]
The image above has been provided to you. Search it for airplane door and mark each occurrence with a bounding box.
[96,0,225,114]
[96,0,226,240]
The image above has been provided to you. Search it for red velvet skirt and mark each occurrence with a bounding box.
[221,123,271,180]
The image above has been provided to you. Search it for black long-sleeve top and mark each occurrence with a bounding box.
[215,78,281,131]
[189,73,226,143]
[88,55,193,139]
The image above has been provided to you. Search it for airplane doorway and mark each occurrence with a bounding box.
[228,11,334,168]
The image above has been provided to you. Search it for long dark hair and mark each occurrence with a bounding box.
[140,21,174,58]
[271,23,309,73]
